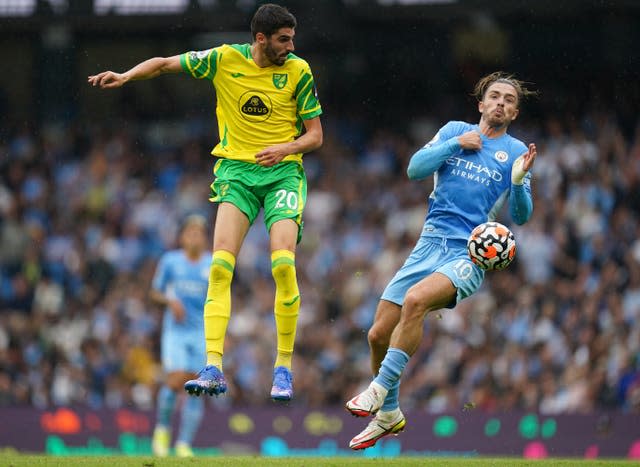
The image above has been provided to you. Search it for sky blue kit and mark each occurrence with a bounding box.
[382,121,533,307]
[152,250,211,372]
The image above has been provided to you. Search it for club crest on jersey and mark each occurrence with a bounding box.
[272,73,288,89]
[494,151,508,162]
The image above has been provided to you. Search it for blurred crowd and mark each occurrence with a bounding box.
[1,106,640,415]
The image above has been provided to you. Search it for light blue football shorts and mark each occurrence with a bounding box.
[381,235,485,308]
[161,329,206,373]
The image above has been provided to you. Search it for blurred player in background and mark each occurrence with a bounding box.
[149,215,210,457]
[88,3,323,402]
[345,72,537,449]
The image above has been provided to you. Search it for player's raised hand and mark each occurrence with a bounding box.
[88,71,128,89]
[511,143,537,185]
[521,143,537,171]
[457,130,483,150]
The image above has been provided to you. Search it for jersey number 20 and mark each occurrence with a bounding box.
[274,189,298,210]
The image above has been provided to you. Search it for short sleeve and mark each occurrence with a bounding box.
[180,48,218,80]
[151,254,170,292]
[294,65,322,120]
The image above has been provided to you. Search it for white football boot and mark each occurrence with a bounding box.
[349,408,406,450]
[345,381,387,417]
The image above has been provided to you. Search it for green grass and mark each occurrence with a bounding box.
[0,455,638,467]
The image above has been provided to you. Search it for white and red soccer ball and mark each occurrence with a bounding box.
[467,221,516,271]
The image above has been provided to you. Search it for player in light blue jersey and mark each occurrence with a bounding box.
[345,72,538,450]
[150,215,211,457]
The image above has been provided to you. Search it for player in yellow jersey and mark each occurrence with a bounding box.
[88,4,323,402]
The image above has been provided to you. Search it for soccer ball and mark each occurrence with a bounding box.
[467,221,516,271]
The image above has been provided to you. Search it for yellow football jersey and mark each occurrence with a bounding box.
[180,43,322,163]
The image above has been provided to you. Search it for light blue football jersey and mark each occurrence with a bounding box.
[420,121,530,241]
[152,250,211,332]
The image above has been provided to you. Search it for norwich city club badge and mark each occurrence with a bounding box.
[272,73,288,89]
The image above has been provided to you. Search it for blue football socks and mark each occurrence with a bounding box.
[156,385,176,428]
[381,380,400,411]
[177,394,204,445]
[374,348,410,391]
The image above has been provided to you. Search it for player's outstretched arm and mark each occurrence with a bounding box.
[88,55,182,89]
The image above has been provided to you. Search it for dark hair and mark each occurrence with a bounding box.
[473,71,538,107]
[250,3,296,40]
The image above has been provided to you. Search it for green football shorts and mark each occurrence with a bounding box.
[210,158,307,242]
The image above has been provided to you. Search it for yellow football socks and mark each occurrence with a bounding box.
[271,249,300,369]
[204,250,235,368]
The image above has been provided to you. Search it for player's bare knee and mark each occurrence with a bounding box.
[166,373,186,391]
[368,324,390,349]
[402,290,429,322]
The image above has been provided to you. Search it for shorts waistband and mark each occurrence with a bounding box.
[422,234,466,253]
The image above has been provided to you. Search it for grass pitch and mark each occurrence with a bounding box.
[0,455,637,467]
